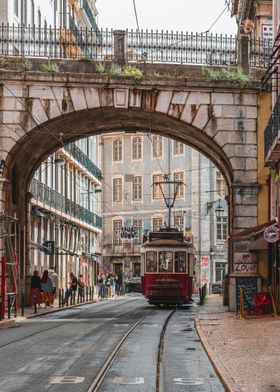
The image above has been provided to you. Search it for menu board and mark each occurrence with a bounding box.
[236,277,257,310]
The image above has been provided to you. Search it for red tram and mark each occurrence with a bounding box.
[141,228,194,306]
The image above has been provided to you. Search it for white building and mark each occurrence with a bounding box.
[101,133,228,290]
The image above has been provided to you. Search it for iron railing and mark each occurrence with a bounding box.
[31,178,102,230]
[63,143,102,181]
[103,242,142,254]
[0,23,112,59]
[0,23,272,67]
[264,95,280,159]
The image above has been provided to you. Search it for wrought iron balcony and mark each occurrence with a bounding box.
[30,179,102,230]
[63,143,102,181]
[103,242,142,255]
[264,95,280,163]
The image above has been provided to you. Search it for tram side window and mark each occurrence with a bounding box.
[159,251,173,272]
[175,252,186,272]
[146,251,157,272]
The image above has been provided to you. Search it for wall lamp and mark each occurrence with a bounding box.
[206,199,224,218]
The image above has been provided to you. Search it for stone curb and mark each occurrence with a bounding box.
[194,310,241,392]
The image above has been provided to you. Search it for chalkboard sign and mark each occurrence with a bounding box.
[236,277,257,310]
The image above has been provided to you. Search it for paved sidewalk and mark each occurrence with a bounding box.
[195,294,280,392]
[0,293,109,328]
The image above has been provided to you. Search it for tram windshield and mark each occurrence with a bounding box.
[159,251,173,272]
[175,252,186,272]
[146,251,157,272]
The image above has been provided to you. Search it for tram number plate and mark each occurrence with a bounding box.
[174,377,204,386]
[51,376,85,384]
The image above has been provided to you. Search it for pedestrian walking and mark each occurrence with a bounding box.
[110,273,117,297]
[78,274,85,302]
[29,270,42,307]
[98,271,105,299]
[41,270,54,308]
[63,272,78,305]
[49,268,59,300]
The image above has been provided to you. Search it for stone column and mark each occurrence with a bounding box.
[113,30,126,66]
[238,34,250,74]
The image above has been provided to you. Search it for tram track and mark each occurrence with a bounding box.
[88,307,177,392]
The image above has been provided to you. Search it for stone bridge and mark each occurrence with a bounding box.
[0,62,267,285]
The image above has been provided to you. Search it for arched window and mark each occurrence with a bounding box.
[132,137,142,159]
[113,139,122,162]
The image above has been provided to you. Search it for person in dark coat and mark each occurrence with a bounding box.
[29,270,42,306]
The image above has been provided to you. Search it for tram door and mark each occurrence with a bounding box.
[114,263,123,285]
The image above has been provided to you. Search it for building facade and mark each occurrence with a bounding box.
[29,137,102,290]
[101,133,228,291]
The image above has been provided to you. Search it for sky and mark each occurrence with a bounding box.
[97,0,237,36]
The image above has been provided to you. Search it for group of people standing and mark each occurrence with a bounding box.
[97,272,118,299]
[29,269,58,308]
[30,270,86,308]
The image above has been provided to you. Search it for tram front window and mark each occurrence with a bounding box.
[175,252,186,272]
[146,251,157,272]
[159,251,173,272]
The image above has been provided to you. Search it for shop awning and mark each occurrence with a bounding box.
[249,238,268,251]
[229,219,277,242]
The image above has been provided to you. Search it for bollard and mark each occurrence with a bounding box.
[21,291,25,316]
[0,295,2,321]
[14,295,17,318]
[73,291,76,305]
[8,294,11,319]
[62,288,65,307]
[85,287,88,302]
[238,288,245,319]
[90,286,92,301]
[33,294,37,314]
[58,289,62,308]
[70,291,73,306]
[269,286,278,317]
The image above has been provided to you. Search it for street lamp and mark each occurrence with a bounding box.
[206,199,224,218]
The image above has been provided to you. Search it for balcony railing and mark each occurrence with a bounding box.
[103,242,142,255]
[31,178,102,230]
[0,23,272,67]
[63,143,102,181]
[264,95,280,160]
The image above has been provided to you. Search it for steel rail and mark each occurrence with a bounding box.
[156,309,176,392]
[87,313,150,392]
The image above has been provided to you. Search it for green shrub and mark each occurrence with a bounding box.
[201,66,250,88]
[122,64,143,85]
[22,59,33,71]
[95,62,106,74]
[41,61,60,73]
[109,63,123,76]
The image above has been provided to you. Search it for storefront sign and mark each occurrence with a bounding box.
[264,226,279,243]
[233,252,257,274]
[262,24,273,41]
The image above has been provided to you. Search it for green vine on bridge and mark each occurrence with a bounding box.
[201,67,251,88]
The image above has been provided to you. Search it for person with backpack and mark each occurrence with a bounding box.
[78,274,85,302]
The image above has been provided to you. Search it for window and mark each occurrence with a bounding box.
[159,251,173,272]
[175,252,186,272]
[217,217,227,241]
[113,178,122,202]
[153,217,163,231]
[132,137,142,159]
[152,135,162,158]
[216,171,226,197]
[174,215,184,231]
[146,251,157,272]
[113,220,122,245]
[113,139,122,162]
[174,140,184,155]
[133,219,142,244]
[14,0,19,17]
[153,174,163,199]
[133,176,142,201]
[174,172,184,198]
